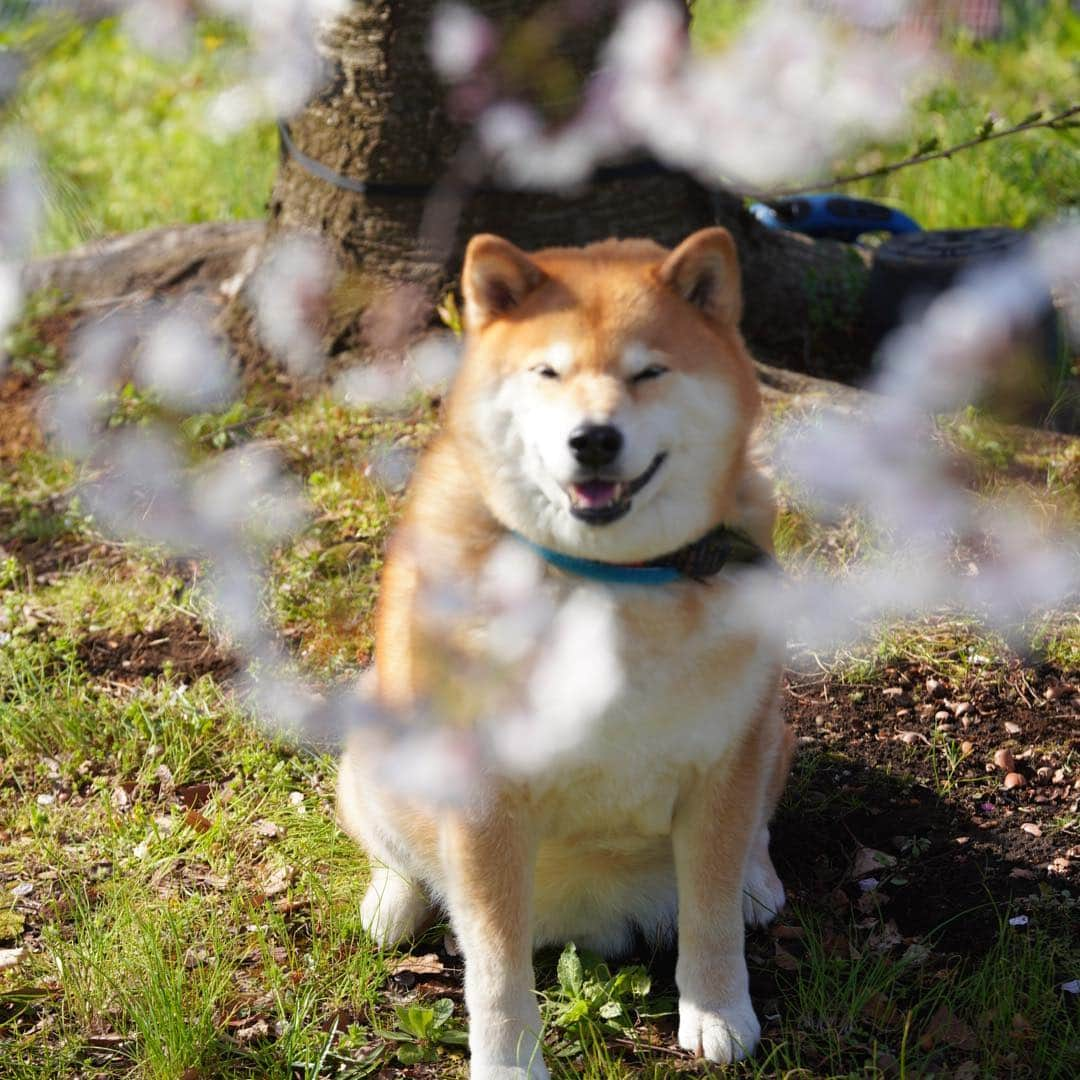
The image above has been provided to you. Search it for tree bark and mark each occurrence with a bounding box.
[222,0,874,383]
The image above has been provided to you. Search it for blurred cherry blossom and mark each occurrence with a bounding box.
[250,233,334,376]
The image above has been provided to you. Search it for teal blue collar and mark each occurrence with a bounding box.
[514,522,771,586]
[516,538,682,585]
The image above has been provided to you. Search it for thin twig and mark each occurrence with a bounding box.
[754,104,1079,200]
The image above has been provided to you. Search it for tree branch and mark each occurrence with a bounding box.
[754,104,1079,201]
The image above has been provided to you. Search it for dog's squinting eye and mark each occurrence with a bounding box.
[533,365,560,380]
[630,364,669,384]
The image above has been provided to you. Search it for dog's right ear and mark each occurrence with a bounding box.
[462,234,546,331]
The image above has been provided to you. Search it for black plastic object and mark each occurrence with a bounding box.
[867,228,1073,430]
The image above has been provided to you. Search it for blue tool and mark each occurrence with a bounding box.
[749,195,920,242]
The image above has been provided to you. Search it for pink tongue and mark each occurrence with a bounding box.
[572,481,618,508]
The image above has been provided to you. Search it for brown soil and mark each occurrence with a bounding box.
[774,661,1079,954]
[76,616,238,683]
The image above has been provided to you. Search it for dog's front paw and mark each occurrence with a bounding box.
[742,854,786,928]
[359,868,429,948]
[678,994,761,1064]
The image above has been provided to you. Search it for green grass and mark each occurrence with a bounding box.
[1,3,1074,254]
[1,16,276,253]
[694,0,1078,228]
[0,6,1077,1078]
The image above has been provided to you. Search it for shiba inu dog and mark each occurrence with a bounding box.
[338,227,793,1078]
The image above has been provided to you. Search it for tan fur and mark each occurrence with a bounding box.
[338,229,792,1078]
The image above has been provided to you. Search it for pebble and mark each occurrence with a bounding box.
[1003,772,1025,790]
[1004,721,1022,735]
[994,748,1016,772]
[1020,822,1042,837]
[883,687,906,699]
[960,741,974,755]
[935,722,955,733]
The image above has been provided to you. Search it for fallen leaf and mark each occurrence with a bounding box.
[773,944,799,971]
[388,953,445,978]
[262,865,295,898]
[184,808,213,834]
[861,991,899,1026]
[233,1018,271,1044]
[867,919,903,952]
[919,1002,976,1051]
[176,782,212,810]
[1020,822,1042,837]
[253,819,283,839]
[851,846,897,880]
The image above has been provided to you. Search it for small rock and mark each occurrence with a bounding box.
[1008,915,1029,927]
[994,749,1016,772]
[926,677,945,697]
[960,740,974,755]
[11,882,33,898]
[1004,721,1022,735]
[1044,682,1074,701]
[254,819,283,839]
[36,793,55,807]
[934,710,951,723]
[1003,772,1025,790]
[1020,822,1042,837]
[954,701,972,718]
[897,730,923,745]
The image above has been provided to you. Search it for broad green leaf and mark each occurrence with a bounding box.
[557,942,583,996]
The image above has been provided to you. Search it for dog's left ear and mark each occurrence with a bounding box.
[462,234,547,331]
[658,227,742,326]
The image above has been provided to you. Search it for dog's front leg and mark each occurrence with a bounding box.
[672,743,767,1064]
[442,796,548,1080]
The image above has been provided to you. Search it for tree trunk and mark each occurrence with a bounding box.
[222,0,874,383]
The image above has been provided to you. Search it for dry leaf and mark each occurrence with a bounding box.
[263,865,294,898]
[184,808,213,834]
[919,1003,976,1051]
[388,953,445,978]
[773,944,799,971]
[851,846,897,880]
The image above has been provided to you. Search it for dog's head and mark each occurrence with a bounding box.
[448,228,760,562]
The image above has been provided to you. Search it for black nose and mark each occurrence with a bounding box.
[568,424,623,468]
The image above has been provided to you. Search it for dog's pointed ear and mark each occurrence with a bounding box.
[657,227,741,326]
[462,234,546,330]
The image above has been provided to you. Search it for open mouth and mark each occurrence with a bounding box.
[567,453,667,525]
